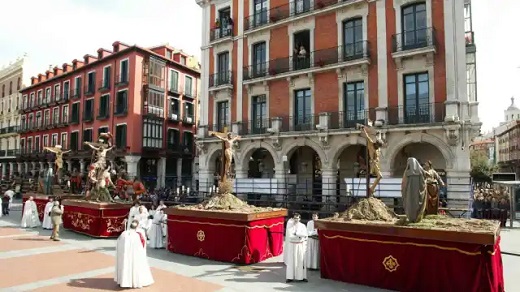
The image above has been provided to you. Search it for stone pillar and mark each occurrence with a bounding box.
[67,160,73,172]
[321,168,337,212]
[24,162,28,174]
[17,162,22,174]
[158,157,166,188]
[1,163,6,178]
[9,162,14,176]
[125,155,141,180]
[39,162,44,171]
[176,158,183,185]
[273,164,287,204]
[79,159,86,173]
[31,162,36,172]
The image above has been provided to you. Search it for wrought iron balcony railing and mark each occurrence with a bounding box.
[208,123,230,134]
[115,74,129,86]
[238,119,271,135]
[84,84,95,96]
[209,71,233,87]
[278,115,320,132]
[210,27,233,42]
[387,102,445,125]
[243,42,369,80]
[328,109,376,130]
[392,27,436,53]
[98,79,111,91]
[244,0,340,31]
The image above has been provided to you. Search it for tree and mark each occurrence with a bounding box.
[470,150,496,183]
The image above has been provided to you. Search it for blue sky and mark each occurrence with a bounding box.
[0,0,518,132]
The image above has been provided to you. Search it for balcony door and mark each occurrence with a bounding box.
[219,7,231,37]
[402,3,427,49]
[253,0,268,26]
[343,82,365,128]
[252,42,267,77]
[343,18,363,60]
[217,52,229,85]
[217,101,229,132]
[252,95,267,134]
[404,72,430,124]
[294,89,312,131]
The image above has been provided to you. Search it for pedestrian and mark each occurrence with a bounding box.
[50,201,64,241]
[1,191,10,216]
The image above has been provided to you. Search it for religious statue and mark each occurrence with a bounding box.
[423,160,445,215]
[210,131,241,183]
[44,145,71,182]
[83,132,116,202]
[401,157,427,223]
[359,124,384,196]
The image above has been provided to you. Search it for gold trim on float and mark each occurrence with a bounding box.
[167,219,284,229]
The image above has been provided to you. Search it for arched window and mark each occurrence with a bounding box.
[9,81,13,95]
[17,78,21,90]
[1,85,4,97]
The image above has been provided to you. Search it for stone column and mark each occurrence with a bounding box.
[67,160,73,172]
[9,162,14,176]
[17,163,22,174]
[39,162,44,171]
[24,162,28,174]
[1,163,6,178]
[321,168,337,212]
[273,164,287,205]
[176,158,183,185]
[31,162,36,172]
[125,155,141,180]
[79,159,86,173]
[158,157,166,188]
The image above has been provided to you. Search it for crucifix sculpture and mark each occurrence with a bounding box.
[209,128,241,183]
[357,121,384,197]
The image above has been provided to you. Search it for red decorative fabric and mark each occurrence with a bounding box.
[62,204,128,238]
[137,232,145,247]
[319,230,505,292]
[167,215,284,264]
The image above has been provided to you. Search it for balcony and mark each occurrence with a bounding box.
[391,28,436,62]
[84,84,96,96]
[278,115,321,132]
[387,102,445,126]
[183,115,195,125]
[98,79,111,92]
[83,112,94,122]
[238,119,271,135]
[209,71,233,91]
[167,143,182,154]
[243,43,370,83]
[6,149,16,157]
[328,109,376,130]
[208,123,230,134]
[71,88,81,99]
[167,111,180,122]
[244,0,348,33]
[115,74,129,87]
[209,27,233,44]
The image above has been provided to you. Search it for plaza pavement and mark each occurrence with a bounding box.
[0,200,519,292]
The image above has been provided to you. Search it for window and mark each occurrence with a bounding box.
[9,81,12,95]
[404,72,429,124]
[1,84,4,97]
[71,102,80,123]
[467,52,477,102]
[99,94,110,118]
[218,7,232,37]
[167,129,180,149]
[115,90,128,115]
[84,99,94,121]
[253,0,268,27]
[252,95,267,134]
[169,70,179,92]
[98,127,109,137]
[62,105,69,123]
[252,42,267,77]
[17,78,21,90]
[43,135,49,147]
[63,81,70,100]
[294,0,311,14]
[27,138,32,151]
[37,90,42,105]
[402,3,427,48]
[183,131,194,149]
[119,59,129,83]
[54,84,60,101]
[294,89,312,130]
[343,18,364,60]
[166,50,172,59]
[21,116,26,130]
[169,97,180,120]
[216,101,229,132]
[44,110,50,126]
[102,66,111,89]
[29,93,35,108]
[53,107,59,124]
[184,102,194,123]
[51,134,58,146]
[82,129,93,149]
[35,136,40,152]
[70,131,79,151]
[143,118,163,148]
[45,88,51,103]
[180,56,186,65]
[216,52,230,85]
[146,89,164,117]
[343,82,365,127]
[148,57,165,88]
[74,77,82,97]
[86,71,96,94]
[185,76,193,96]
[61,133,67,148]
[115,124,127,149]
[28,114,33,128]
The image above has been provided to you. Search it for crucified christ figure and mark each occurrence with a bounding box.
[44,145,71,183]
[210,131,240,183]
[360,124,384,196]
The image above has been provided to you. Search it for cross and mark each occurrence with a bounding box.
[209,127,230,181]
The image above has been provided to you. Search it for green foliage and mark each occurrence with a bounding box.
[470,150,496,182]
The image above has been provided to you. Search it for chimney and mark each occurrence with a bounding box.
[45,70,54,79]
[72,59,84,70]
[83,54,97,65]
[62,63,73,72]
[97,48,112,59]
[112,41,130,53]
[31,77,38,85]
[38,74,45,82]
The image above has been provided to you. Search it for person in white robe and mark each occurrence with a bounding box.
[126,203,141,230]
[283,218,295,265]
[306,213,320,270]
[148,210,166,249]
[115,220,154,289]
[21,196,41,228]
[286,213,308,283]
[42,198,55,230]
[156,201,167,212]
[135,206,151,237]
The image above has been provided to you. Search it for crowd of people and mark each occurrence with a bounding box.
[472,186,511,226]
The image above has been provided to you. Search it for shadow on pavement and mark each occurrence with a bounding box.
[67,276,123,291]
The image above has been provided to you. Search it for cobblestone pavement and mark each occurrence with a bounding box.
[1,200,519,292]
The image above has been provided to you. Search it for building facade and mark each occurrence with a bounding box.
[195,0,480,203]
[17,42,200,189]
[0,57,26,178]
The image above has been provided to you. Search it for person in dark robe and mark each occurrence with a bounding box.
[401,157,427,223]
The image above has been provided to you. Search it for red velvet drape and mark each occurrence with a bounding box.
[62,205,128,238]
[167,215,284,264]
[319,229,504,292]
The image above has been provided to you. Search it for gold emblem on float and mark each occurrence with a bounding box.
[382,255,399,272]
[197,230,205,242]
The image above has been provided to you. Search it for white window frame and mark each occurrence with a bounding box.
[45,87,51,103]
[184,75,193,96]
[169,69,180,91]
[70,130,79,150]
[103,65,111,85]
[53,83,61,101]
[119,58,129,82]
[62,104,69,123]
[61,132,67,148]
[63,80,70,99]
[27,137,32,151]
[43,134,49,147]
[87,70,96,90]
[28,113,34,128]
[36,111,42,127]
[44,109,51,126]
[83,127,94,142]
[36,90,42,105]
[52,106,60,124]
[51,133,58,146]
[29,93,35,107]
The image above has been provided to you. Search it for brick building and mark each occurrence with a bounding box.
[17,42,200,189]
[195,0,480,202]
